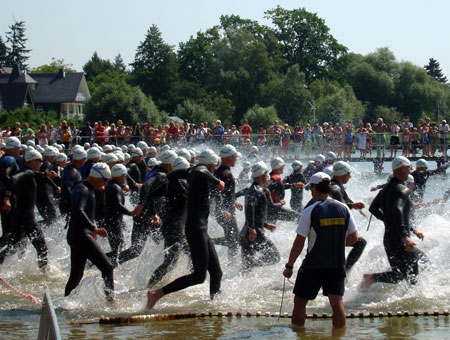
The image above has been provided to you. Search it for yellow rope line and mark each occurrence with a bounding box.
[96,309,450,324]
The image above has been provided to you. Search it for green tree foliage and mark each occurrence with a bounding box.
[131,24,179,112]
[113,53,127,73]
[5,20,31,70]
[425,58,448,83]
[85,78,165,126]
[31,58,77,73]
[175,99,218,124]
[243,105,279,128]
[309,79,364,124]
[0,36,8,68]
[370,105,402,127]
[83,51,115,82]
[261,64,310,125]
[265,7,347,84]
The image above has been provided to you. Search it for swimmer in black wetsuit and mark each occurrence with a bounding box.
[60,148,87,218]
[267,157,301,224]
[104,164,135,267]
[126,149,145,203]
[147,157,190,288]
[362,157,425,290]
[212,144,243,259]
[146,149,225,309]
[118,150,177,266]
[240,161,280,271]
[283,160,306,213]
[0,137,22,246]
[80,147,101,180]
[36,147,61,225]
[64,162,114,301]
[0,149,56,269]
[329,161,367,273]
[411,158,449,203]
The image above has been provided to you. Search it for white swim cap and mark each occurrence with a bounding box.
[270,157,285,170]
[103,144,114,153]
[72,149,87,160]
[84,142,90,149]
[5,137,21,149]
[333,161,351,176]
[219,144,241,158]
[25,149,43,162]
[252,161,269,178]
[161,145,171,152]
[103,153,118,164]
[56,153,68,163]
[177,148,191,161]
[392,156,411,170]
[114,152,125,163]
[111,164,128,178]
[124,153,131,160]
[137,141,149,150]
[315,154,326,162]
[121,145,128,153]
[54,144,63,152]
[197,149,220,165]
[243,161,251,169]
[160,150,178,164]
[325,151,337,161]
[250,146,259,153]
[292,160,303,170]
[43,146,58,157]
[92,143,99,148]
[147,157,160,167]
[89,162,111,180]
[131,148,143,157]
[172,157,190,171]
[416,159,428,169]
[27,140,35,147]
[148,146,157,154]
[87,147,101,160]
[405,174,415,185]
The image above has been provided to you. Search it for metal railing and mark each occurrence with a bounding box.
[37,292,61,340]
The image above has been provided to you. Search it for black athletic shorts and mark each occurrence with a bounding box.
[293,267,346,300]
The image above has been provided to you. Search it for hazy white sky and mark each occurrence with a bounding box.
[1,0,449,78]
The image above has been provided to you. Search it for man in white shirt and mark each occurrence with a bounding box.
[283,172,358,328]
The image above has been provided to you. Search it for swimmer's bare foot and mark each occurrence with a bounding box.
[359,273,375,292]
[146,289,164,309]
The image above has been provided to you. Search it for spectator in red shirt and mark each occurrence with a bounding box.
[95,121,106,145]
[167,122,179,143]
[240,119,253,142]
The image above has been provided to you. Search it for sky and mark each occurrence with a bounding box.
[1,0,449,78]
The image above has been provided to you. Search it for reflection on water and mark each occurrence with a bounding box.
[1,161,450,338]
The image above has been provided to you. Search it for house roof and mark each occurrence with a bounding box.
[0,83,33,111]
[29,72,86,103]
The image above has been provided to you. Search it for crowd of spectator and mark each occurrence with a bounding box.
[1,116,449,159]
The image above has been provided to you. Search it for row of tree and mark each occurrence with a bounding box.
[1,8,450,128]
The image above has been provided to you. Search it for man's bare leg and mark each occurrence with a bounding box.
[359,273,375,292]
[146,289,165,309]
[292,295,308,326]
[328,294,346,328]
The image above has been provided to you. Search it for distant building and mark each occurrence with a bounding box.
[0,65,90,118]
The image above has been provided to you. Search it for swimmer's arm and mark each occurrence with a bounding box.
[74,187,96,231]
[112,186,132,215]
[392,190,410,238]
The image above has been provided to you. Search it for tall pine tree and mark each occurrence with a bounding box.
[0,36,8,68]
[5,20,31,70]
[424,58,448,83]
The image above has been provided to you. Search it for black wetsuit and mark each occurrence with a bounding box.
[104,179,132,267]
[60,164,82,217]
[36,160,59,225]
[0,167,48,268]
[330,180,367,272]
[369,177,419,285]
[411,164,449,202]
[126,159,146,204]
[65,181,114,300]
[240,182,280,269]
[267,172,298,224]
[283,171,306,213]
[212,164,239,258]
[161,165,223,298]
[0,154,20,246]
[147,174,189,287]
[118,166,167,265]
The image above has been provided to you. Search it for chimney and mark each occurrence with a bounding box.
[57,68,65,78]
[8,64,21,83]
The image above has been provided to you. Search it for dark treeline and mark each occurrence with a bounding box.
[2,7,450,127]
